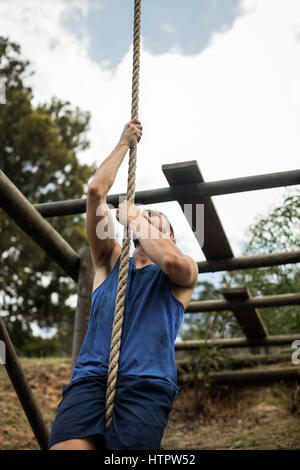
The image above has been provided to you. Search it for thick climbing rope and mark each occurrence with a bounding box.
[105,0,141,428]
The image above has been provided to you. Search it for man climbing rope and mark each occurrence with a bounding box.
[48,119,199,450]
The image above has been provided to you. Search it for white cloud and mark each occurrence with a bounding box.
[160,22,176,34]
[1,0,300,264]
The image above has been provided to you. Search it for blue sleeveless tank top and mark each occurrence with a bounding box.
[71,256,185,392]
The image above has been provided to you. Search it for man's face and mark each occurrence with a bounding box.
[141,210,173,240]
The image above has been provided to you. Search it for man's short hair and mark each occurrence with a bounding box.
[133,209,175,248]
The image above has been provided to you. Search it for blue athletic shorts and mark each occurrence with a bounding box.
[48,373,177,450]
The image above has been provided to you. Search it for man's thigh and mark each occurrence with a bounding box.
[48,377,106,450]
[105,375,177,450]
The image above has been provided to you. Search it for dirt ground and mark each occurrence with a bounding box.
[0,357,300,450]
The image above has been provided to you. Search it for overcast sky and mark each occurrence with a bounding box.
[1,0,300,265]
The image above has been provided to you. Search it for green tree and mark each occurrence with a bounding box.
[0,36,96,353]
[223,189,300,336]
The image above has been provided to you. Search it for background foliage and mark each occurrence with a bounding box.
[0,36,96,355]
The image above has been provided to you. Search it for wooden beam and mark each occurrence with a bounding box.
[0,169,80,282]
[175,333,300,350]
[196,250,300,272]
[186,292,300,313]
[162,160,233,258]
[34,167,300,217]
[221,287,268,340]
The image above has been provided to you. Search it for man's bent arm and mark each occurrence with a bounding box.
[129,212,198,288]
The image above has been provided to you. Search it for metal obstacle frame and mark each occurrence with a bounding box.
[0,161,300,449]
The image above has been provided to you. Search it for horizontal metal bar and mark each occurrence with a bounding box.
[0,170,80,282]
[175,333,300,350]
[196,250,300,273]
[186,292,300,313]
[35,198,87,218]
[34,168,300,218]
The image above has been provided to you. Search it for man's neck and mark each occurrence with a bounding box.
[132,245,154,269]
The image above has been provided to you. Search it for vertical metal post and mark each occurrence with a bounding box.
[71,246,94,370]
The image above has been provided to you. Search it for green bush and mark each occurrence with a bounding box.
[21,336,59,357]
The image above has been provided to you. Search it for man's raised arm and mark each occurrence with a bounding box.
[86,119,143,269]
